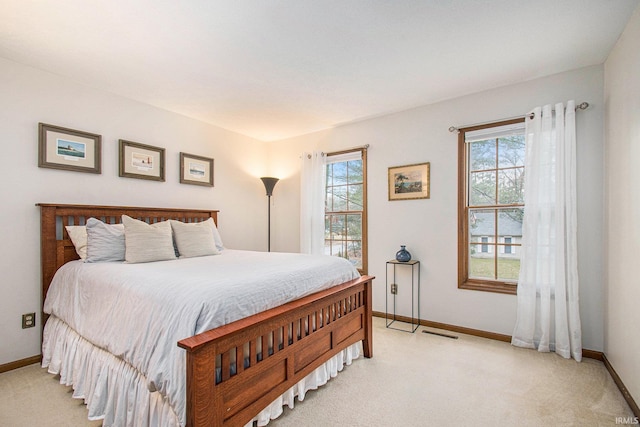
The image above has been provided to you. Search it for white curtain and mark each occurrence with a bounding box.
[300,151,326,254]
[511,100,582,361]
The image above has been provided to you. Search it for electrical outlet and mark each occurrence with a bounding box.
[390,284,398,295]
[22,313,36,329]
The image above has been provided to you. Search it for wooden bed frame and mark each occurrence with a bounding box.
[38,203,374,427]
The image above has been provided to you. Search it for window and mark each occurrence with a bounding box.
[324,148,368,274]
[458,119,525,294]
[503,236,513,254]
[480,236,489,253]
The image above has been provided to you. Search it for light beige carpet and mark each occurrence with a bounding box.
[0,317,634,426]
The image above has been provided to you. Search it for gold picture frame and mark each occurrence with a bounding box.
[119,139,165,181]
[180,152,214,187]
[38,123,101,174]
[388,162,430,201]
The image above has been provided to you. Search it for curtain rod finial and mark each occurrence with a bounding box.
[449,126,459,133]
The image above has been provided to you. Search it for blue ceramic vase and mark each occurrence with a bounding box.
[395,245,411,262]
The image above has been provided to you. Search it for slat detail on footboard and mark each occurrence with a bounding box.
[178,275,374,427]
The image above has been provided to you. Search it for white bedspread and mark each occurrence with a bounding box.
[42,250,360,426]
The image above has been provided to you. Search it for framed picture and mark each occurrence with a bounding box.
[180,152,214,187]
[119,139,165,181]
[388,162,430,201]
[38,123,101,174]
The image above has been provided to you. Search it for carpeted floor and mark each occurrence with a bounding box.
[0,317,634,426]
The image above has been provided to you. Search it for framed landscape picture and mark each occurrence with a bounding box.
[38,123,101,174]
[180,152,214,187]
[119,139,165,181]
[388,162,430,201]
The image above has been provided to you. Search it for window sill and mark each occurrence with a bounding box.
[459,280,517,295]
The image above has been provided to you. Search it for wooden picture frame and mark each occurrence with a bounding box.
[38,123,101,174]
[388,162,430,201]
[119,139,165,181]
[180,152,214,187]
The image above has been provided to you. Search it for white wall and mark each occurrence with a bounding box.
[0,56,611,365]
[0,58,270,365]
[269,65,606,351]
[604,4,640,407]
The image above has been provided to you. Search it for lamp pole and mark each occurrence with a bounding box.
[260,177,279,252]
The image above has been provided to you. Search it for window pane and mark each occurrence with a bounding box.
[470,209,493,275]
[332,186,348,211]
[346,214,362,240]
[469,245,495,280]
[470,139,496,171]
[348,184,363,210]
[346,242,362,268]
[329,215,345,237]
[497,209,521,281]
[347,160,363,183]
[469,171,496,206]
[345,213,362,269]
[498,208,523,237]
[498,136,525,168]
[332,162,348,185]
[497,254,520,281]
[469,209,495,244]
[498,168,524,204]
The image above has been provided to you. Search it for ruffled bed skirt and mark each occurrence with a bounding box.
[42,315,361,427]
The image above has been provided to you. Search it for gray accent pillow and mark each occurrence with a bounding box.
[86,218,125,262]
[171,219,220,258]
[122,215,176,263]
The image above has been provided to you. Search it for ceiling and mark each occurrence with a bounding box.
[1,1,638,141]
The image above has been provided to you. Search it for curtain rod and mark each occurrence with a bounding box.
[303,144,370,159]
[448,102,589,133]
[300,144,369,159]
[322,144,369,156]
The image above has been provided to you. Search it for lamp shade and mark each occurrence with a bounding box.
[260,177,279,196]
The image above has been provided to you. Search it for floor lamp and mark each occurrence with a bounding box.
[260,177,279,252]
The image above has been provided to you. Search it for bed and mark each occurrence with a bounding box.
[38,203,374,427]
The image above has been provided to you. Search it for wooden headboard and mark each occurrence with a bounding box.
[37,204,219,321]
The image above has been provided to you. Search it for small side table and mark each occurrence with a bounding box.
[385,259,420,333]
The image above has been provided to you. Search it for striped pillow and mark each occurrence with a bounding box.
[122,215,176,263]
[170,218,220,258]
[86,218,125,262]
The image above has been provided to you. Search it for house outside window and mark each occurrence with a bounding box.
[324,148,368,274]
[458,119,525,294]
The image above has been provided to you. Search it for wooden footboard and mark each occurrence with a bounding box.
[178,274,373,427]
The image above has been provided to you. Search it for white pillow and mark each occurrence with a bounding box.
[122,215,176,263]
[65,225,88,260]
[86,219,126,262]
[170,219,220,258]
[210,218,224,251]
